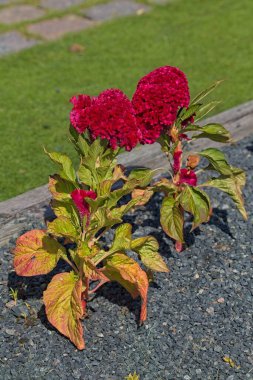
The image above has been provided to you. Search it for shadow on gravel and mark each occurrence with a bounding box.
[93,282,142,325]
[7,261,69,301]
[209,208,234,238]
[246,144,253,152]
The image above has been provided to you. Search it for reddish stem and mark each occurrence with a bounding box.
[175,241,184,252]
[88,279,108,295]
[84,277,89,301]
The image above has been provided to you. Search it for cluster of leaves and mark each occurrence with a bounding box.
[12,72,247,351]
[134,81,247,252]
[13,128,168,350]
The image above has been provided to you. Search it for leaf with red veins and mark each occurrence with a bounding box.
[43,271,85,350]
[13,230,64,276]
[103,253,149,324]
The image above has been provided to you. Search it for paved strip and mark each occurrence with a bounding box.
[40,0,87,10]
[0,31,38,56]
[84,0,151,21]
[0,5,45,25]
[27,15,95,41]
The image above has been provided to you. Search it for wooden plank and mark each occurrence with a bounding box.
[0,100,253,216]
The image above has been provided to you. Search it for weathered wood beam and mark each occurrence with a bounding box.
[0,100,253,217]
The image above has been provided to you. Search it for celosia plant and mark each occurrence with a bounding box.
[132,66,247,252]
[13,89,168,349]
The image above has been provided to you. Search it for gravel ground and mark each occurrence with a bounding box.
[0,136,253,380]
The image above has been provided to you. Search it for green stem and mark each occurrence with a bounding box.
[61,255,79,274]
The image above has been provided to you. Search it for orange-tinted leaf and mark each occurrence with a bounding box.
[83,259,109,282]
[186,154,200,169]
[132,188,154,206]
[43,271,85,350]
[103,253,149,323]
[13,230,64,276]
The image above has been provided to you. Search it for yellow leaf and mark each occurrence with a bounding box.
[131,236,169,273]
[223,356,240,369]
[44,271,85,350]
[103,253,149,323]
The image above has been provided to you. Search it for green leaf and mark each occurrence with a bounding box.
[110,223,132,253]
[191,80,223,104]
[14,230,64,276]
[152,178,177,195]
[77,165,93,188]
[128,168,154,188]
[191,123,231,143]
[194,101,221,121]
[131,236,169,272]
[88,208,122,235]
[201,167,247,219]
[179,186,211,230]
[48,175,76,201]
[85,195,108,213]
[107,179,139,209]
[110,198,141,218]
[76,135,90,157]
[43,271,85,350]
[51,200,80,226]
[179,104,201,122]
[47,216,80,241]
[45,150,76,183]
[98,179,113,197]
[103,253,149,323]
[160,196,184,243]
[199,148,232,175]
[76,241,91,259]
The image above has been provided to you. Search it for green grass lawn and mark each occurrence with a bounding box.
[0,0,253,201]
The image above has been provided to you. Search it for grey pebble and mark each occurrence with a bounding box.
[0,136,253,380]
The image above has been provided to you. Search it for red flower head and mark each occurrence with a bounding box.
[87,89,141,151]
[71,189,97,220]
[70,94,92,134]
[173,150,182,173]
[132,66,190,144]
[178,168,197,186]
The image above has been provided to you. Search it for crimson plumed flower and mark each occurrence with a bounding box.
[132,66,190,144]
[173,150,182,173]
[71,189,97,220]
[70,94,92,134]
[70,89,141,151]
[178,168,197,187]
